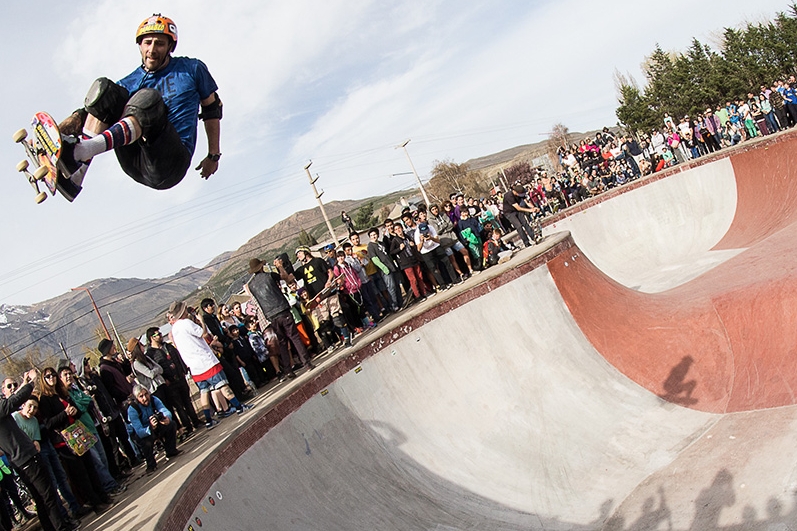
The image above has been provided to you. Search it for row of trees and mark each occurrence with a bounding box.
[616,4,797,134]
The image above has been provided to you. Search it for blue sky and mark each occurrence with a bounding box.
[0,0,787,304]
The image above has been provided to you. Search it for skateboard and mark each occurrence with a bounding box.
[305,273,345,310]
[13,112,82,203]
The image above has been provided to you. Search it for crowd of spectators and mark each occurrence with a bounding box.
[0,75,791,530]
[551,78,797,210]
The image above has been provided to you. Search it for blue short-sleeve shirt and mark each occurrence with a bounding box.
[118,56,218,155]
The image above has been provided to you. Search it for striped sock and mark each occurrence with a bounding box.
[73,117,140,161]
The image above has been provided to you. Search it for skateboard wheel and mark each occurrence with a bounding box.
[12,129,27,143]
[34,192,47,204]
[16,160,29,172]
[33,166,49,181]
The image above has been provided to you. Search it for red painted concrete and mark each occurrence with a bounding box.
[715,134,797,250]
[549,132,797,414]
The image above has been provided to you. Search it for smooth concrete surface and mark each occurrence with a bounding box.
[547,133,797,413]
[184,267,716,530]
[86,131,797,530]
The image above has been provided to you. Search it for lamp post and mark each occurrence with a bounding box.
[396,139,430,206]
[71,286,111,340]
[303,160,339,246]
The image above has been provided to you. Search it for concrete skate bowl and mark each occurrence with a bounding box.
[162,132,797,531]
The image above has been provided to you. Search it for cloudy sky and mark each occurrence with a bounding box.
[0,0,787,305]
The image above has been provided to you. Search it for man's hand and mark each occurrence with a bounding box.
[149,416,159,429]
[65,405,78,416]
[23,369,38,385]
[195,157,219,180]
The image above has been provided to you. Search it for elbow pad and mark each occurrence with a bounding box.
[199,93,223,121]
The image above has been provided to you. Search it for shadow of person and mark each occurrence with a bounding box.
[689,468,736,530]
[659,355,698,405]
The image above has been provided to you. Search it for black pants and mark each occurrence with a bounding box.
[106,414,138,467]
[505,212,535,246]
[271,311,311,371]
[15,456,66,531]
[58,451,107,508]
[115,122,191,190]
[138,422,178,468]
[166,379,202,431]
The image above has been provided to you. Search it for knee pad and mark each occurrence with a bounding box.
[122,88,167,135]
[84,78,130,124]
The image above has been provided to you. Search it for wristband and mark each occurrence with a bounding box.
[207,153,222,162]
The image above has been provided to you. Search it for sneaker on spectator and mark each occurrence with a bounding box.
[237,404,254,415]
[216,408,233,419]
[205,419,219,430]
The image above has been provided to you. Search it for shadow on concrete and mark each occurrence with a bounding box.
[658,355,698,406]
[175,393,797,531]
[605,468,797,530]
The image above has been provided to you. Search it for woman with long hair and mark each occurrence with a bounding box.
[127,339,177,423]
[37,368,112,514]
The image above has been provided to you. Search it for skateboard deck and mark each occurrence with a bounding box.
[13,112,82,203]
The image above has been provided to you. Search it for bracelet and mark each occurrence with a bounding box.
[207,153,222,162]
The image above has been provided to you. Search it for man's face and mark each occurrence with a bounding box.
[456,197,464,206]
[136,388,151,406]
[20,399,37,419]
[1,379,17,398]
[138,34,172,72]
[59,370,74,388]
[369,232,378,242]
[350,234,360,246]
[297,250,309,262]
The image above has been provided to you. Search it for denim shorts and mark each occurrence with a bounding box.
[195,370,229,392]
[444,241,465,255]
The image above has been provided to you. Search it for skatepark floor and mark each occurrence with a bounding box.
[82,130,797,531]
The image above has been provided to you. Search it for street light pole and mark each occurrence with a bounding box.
[71,286,111,340]
[396,139,430,206]
[304,160,339,246]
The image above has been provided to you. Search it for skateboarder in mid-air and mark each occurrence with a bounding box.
[58,14,222,196]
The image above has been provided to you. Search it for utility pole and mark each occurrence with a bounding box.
[71,287,111,340]
[396,139,431,206]
[303,160,339,246]
[106,312,125,352]
[499,168,510,192]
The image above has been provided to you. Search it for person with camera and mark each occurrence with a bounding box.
[126,384,180,475]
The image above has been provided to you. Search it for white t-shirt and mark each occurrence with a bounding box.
[414,224,440,254]
[170,318,221,380]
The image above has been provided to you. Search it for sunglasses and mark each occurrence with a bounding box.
[44,373,56,379]
[5,383,17,390]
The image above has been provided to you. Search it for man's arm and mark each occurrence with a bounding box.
[195,92,222,179]
[274,258,297,284]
